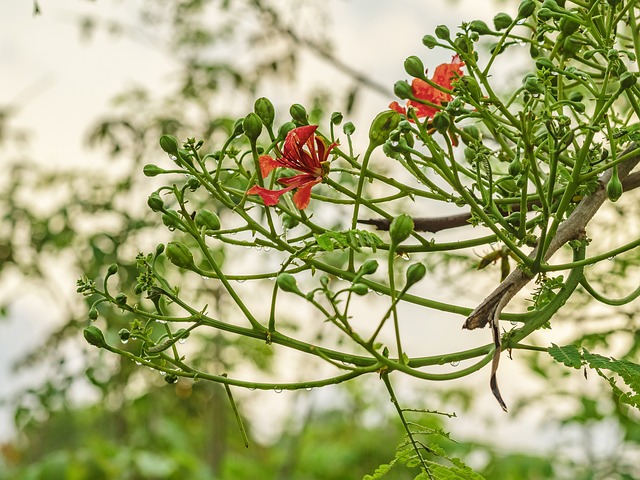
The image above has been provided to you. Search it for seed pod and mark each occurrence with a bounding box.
[389,214,414,247]
[147,192,165,213]
[254,97,275,128]
[166,241,196,270]
[195,209,221,231]
[606,171,623,202]
[83,326,107,349]
[405,262,426,288]
[277,273,303,295]
[350,283,369,296]
[404,56,425,79]
[243,113,263,142]
[143,164,165,177]
[493,13,513,30]
[289,104,308,125]
[159,134,179,155]
[369,110,401,147]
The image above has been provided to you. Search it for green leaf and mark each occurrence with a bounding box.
[425,460,487,479]
[548,343,583,369]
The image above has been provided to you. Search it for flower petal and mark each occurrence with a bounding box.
[258,155,283,178]
[292,178,321,210]
[389,101,407,115]
[247,184,294,206]
[277,173,319,188]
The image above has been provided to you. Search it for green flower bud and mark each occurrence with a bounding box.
[508,158,523,176]
[159,134,179,155]
[619,72,637,90]
[164,374,178,384]
[276,122,295,141]
[568,91,583,102]
[404,56,425,79]
[243,112,263,142]
[432,112,450,134]
[393,80,413,101]
[506,212,522,226]
[389,214,414,247]
[155,243,165,256]
[524,76,545,95]
[289,104,308,125]
[606,171,623,202]
[118,328,131,342]
[107,263,118,276]
[147,191,165,212]
[469,20,493,35]
[88,307,99,321]
[254,97,275,128]
[559,16,580,36]
[115,293,127,306]
[462,125,480,145]
[331,112,343,125]
[232,119,244,137]
[143,164,166,177]
[194,209,221,231]
[535,57,554,70]
[517,0,536,19]
[162,210,184,231]
[83,326,107,349]
[166,241,196,270]
[435,25,450,40]
[281,213,299,229]
[493,13,513,30]
[358,259,379,276]
[459,76,482,103]
[369,110,401,147]
[350,283,369,296]
[277,273,303,295]
[405,262,426,288]
[570,102,586,114]
[563,35,582,58]
[422,34,438,49]
[537,8,555,20]
[343,122,356,136]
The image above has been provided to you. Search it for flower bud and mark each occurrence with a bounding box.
[559,16,580,35]
[462,125,480,145]
[358,259,379,276]
[524,76,544,95]
[517,0,536,19]
[166,241,196,270]
[619,72,637,90]
[107,263,119,276]
[563,35,582,58]
[277,121,296,140]
[147,192,165,212]
[331,112,343,125]
[277,273,302,295]
[115,293,127,306]
[459,76,482,103]
[159,134,179,155]
[195,209,221,231]
[405,262,426,288]
[569,91,583,102]
[343,122,356,136]
[393,80,413,100]
[88,306,99,321]
[243,113,263,142]
[606,171,623,202]
[493,13,513,30]
[289,104,308,125]
[389,214,414,247]
[369,110,402,147]
[118,328,131,342]
[155,243,165,256]
[162,210,184,231]
[422,34,438,49]
[469,20,492,35]
[432,112,450,134]
[404,56,425,79]
[508,158,523,176]
[281,213,299,229]
[350,283,369,296]
[143,164,166,177]
[164,374,178,384]
[232,119,244,137]
[83,326,107,349]
[254,97,275,128]
[435,25,450,40]
[535,57,554,70]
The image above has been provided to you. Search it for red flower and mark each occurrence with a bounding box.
[247,125,336,210]
[390,55,464,119]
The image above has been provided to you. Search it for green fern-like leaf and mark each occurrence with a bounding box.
[424,460,487,480]
[582,349,640,408]
[548,343,583,369]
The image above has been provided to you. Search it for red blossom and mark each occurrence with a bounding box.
[390,55,464,119]
[247,125,336,210]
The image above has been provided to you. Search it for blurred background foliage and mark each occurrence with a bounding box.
[1,0,639,478]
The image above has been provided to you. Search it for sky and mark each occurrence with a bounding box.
[0,0,566,451]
